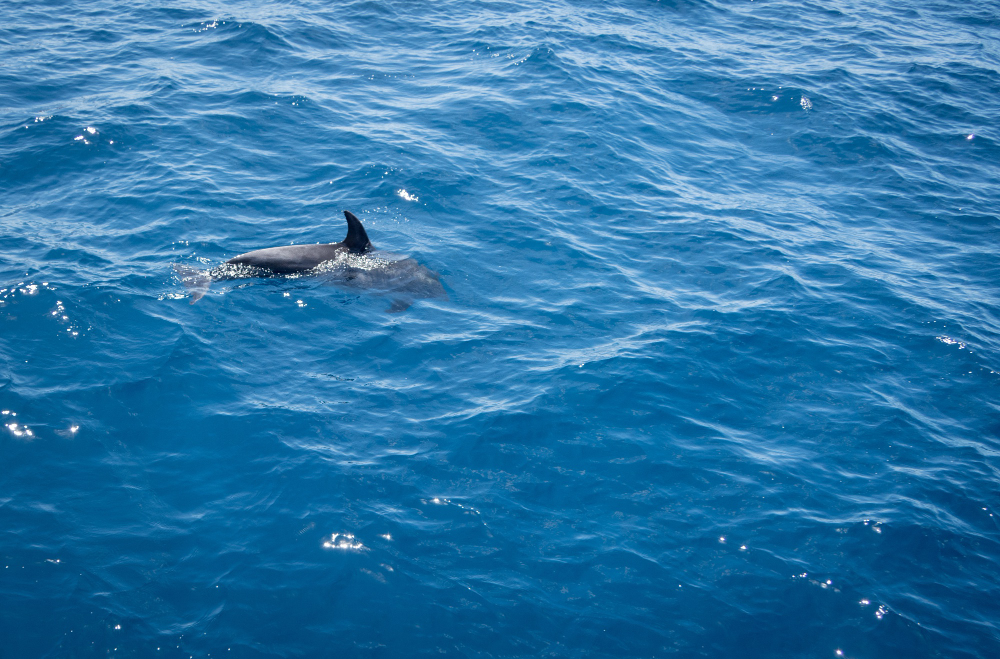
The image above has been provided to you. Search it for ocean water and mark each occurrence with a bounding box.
[2,0,999,656]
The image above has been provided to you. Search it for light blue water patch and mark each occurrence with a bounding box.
[1,0,999,657]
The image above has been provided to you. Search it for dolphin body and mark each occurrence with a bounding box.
[173,211,446,312]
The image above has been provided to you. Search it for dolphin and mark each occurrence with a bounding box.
[173,211,446,312]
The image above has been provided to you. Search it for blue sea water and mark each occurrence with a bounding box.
[2,0,999,656]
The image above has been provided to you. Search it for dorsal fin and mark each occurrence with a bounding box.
[342,210,372,253]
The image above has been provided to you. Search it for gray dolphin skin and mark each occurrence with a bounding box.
[173,210,446,312]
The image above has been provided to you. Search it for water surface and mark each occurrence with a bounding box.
[2,0,999,657]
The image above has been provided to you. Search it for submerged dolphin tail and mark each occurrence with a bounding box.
[386,298,413,314]
[173,263,212,304]
[342,210,372,253]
